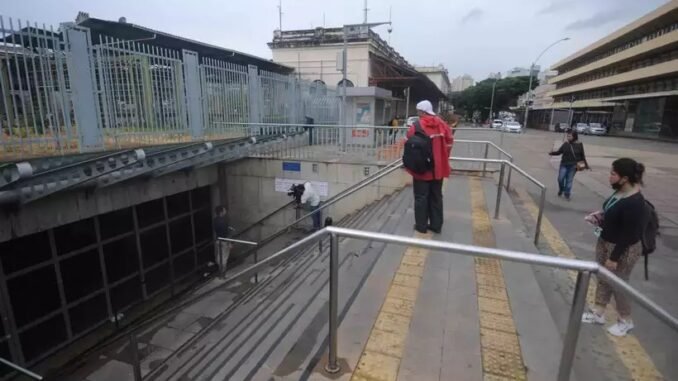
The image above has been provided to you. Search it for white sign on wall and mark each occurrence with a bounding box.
[275,178,329,197]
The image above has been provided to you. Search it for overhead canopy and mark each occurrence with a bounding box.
[368,52,447,102]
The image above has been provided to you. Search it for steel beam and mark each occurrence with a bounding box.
[0,149,145,206]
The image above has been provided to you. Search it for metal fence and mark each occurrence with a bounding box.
[0,15,341,161]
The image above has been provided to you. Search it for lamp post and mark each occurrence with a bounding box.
[489,78,498,120]
[523,37,570,129]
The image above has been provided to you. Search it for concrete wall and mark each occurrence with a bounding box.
[225,158,410,240]
[272,43,371,87]
[0,167,218,243]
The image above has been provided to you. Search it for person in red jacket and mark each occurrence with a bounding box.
[406,100,453,234]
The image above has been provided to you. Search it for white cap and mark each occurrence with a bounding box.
[416,100,436,116]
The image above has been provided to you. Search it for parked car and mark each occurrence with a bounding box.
[556,123,570,132]
[502,121,523,133]
[491,119,503,129]
[586,122,606,135]
[575,123,588,133]
[406,116,419,127]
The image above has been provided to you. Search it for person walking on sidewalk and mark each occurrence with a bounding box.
[405,100,453,234]
[582,158,646,337]
[549,131,589,200]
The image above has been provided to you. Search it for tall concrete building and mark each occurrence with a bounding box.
[451,74,474,92]
[546,1,678,137]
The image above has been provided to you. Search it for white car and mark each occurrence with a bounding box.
[586,123,606,135]
[575,123,588,133]
[491,119,503,129]
[502,121,522,133]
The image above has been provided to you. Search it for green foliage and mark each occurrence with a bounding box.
[452,76,539,120]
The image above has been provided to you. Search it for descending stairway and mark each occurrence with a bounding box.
[75,173,665,381]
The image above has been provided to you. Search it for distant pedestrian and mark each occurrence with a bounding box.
[582,158,646,337]
[549,131,589,200]
[301,181,322,231]
[213,206,233,275]
[388,117,399,144]
[403,100,453,234]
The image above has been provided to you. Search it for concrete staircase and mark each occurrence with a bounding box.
[75,174,653,381]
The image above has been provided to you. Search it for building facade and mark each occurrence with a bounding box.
[451,74,474,92]
[544,1,678,138]
[505,66,540,78]
[268,26,446,120]
[415,65,451,95]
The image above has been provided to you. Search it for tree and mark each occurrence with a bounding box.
[453,76,538,121]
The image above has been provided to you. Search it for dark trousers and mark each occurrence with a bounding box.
[311,203,322,230]
[413,179,444,233]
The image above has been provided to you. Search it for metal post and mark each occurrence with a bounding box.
[405,87,410,117]
[248,64,262,136]
[63,26,103,152]
[494,162,505,219]
[523,63,534,130]
[341,28,348,152]
[535,187,547,246]
[557,271,591,381]
[129,333,142,381]
[182,50,204,141]
[550,107,555,131]
[325,232,340,374]
[506,160,513,192]
[482,142,489,176]
[489,79,496,120]
[254,248,259,284]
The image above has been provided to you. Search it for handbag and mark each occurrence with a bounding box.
[569,143,587,171]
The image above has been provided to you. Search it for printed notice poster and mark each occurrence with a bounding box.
[275,178,329,197]
[351,102,373,145]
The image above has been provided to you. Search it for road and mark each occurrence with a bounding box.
[490,128,678,380]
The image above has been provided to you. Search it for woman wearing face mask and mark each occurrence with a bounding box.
[549,131,589,200]
[582,158,646,337]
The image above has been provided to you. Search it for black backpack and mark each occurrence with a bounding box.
[640,198,659,280]
[402,121,433,174]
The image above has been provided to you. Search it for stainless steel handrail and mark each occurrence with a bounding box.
[0,356,43,380]
[451,157,546,245]
[212,226,678,381]
[218,237,258,246]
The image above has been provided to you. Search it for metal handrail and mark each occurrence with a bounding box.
[233,200,296,239]
[0,356,43,380]
[216,226,678,381]
[450,157,546,245]
[218,237,258,246]
[236,157,404,260]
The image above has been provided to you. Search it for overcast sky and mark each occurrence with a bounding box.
[4,0,670,81]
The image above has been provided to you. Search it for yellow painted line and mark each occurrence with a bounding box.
[350,230,432,381]
[514,187,664,381]
[470,177,527,381]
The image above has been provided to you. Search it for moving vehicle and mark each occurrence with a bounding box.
[575,123,588,133]
[491,119,503,129]
[502,121,522,133]
[586,123,606,135]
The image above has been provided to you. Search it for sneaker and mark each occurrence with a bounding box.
[582,310,606,325]
[607,319,634,337]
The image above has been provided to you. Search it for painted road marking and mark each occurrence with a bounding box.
[515,187,664,381]
[470,177,527,381]
[350,232,432,381]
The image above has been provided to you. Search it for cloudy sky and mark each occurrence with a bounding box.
[4,0,670,81]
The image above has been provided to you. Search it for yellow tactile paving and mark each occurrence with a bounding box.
[350,231,432,381]
[515,187,664,380]
[470,177,528,381]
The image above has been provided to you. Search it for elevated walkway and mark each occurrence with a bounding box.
[71,174,591,381]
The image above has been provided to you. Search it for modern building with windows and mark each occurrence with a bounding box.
[532,1,678,137]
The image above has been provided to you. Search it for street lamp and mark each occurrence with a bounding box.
[523,37,570,129]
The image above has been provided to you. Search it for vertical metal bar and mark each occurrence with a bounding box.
[7,18,31,153]
[47,230,73,340]
[93,216,115,326]
[22,20,48,149]
[482,142,489,176]
[94,44,111,146]
[325,232,340,374]
[52,24,73,146]
[494,162,505,219]
[163,198,177,295]
[506,160,513,192]
[0,251,24,365]
[535,187,546,246]
[16,19,41,142]
[131,206,148,300]
[557,271,590,381]
[253,248,259,284]
[128,333,143,381]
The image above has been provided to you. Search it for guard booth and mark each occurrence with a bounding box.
[344,87,397,147]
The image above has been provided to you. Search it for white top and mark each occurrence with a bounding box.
[301,182,320,207]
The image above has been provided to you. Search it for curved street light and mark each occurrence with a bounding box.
[523,37,570,128]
